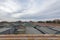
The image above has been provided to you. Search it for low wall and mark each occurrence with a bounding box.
[0,34,60,40]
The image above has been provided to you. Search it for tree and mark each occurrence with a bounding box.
[38,21,44,23]
[46,21,52,23]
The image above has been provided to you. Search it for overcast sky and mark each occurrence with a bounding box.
[0,0,60,21]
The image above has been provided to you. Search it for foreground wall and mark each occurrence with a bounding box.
[0,34,60,40]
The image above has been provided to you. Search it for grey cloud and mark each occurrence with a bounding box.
[0,0,60,21]
[16,0,60,20]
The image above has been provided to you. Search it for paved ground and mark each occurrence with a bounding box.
[35,26,57,34]
[25,26,60,34]
[0,23,60,34]
[26,27,42,34]
[24,23,60,34]
[0,28,11,33]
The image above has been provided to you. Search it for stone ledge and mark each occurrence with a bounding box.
[0,34,60,40]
